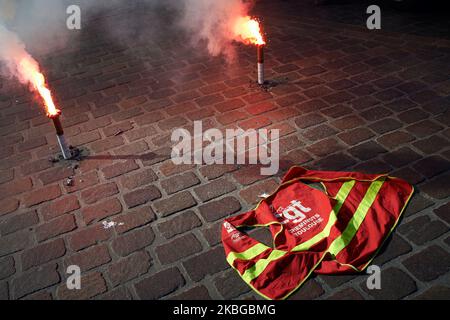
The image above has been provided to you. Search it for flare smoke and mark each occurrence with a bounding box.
[0,1,257,74]
[0,24,45,93]
[179,0,255,60]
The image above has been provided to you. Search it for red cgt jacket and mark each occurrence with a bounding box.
[221,167,414,300]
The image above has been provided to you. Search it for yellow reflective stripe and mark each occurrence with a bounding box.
[241,249,286,284]
[226,243,270,266]
[292,180,355,252]
[328,178,385,256]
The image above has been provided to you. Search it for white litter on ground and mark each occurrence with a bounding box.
[102,221,124,229]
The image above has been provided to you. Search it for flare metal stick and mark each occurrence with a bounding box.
[50,112,72,160]
[257,44,264,85]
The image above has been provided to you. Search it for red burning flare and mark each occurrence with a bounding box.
[234,16,266,46]
[233,16,266,85]
[18,56,60,117]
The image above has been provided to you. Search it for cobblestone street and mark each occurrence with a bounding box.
[0,0,449,300]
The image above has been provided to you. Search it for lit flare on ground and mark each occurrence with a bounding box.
[18,56,60,117]
[234,16,265,46]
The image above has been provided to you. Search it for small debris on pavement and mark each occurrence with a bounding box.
[102,220,125,229]
[114,130,124,136]
[259,193,270,198]
[65,177,74,187]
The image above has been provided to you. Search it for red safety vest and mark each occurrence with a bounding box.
[221,167,414,300]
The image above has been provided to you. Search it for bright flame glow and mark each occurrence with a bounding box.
[233,16,265,46]
[18,57,60,117]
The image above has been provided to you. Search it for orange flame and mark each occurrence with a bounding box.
[234,16,265,46]
[18,57,60,117]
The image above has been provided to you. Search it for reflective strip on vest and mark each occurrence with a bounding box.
[226,243,269,266]
[327,178,385,256]
[241,249,286,284]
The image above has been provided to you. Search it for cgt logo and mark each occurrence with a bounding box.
[275,200,311,224]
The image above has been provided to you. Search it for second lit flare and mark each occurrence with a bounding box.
[1,25,72,159]
[18,57,60,117]
[234,16,266,85]
[19,56,72,159]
